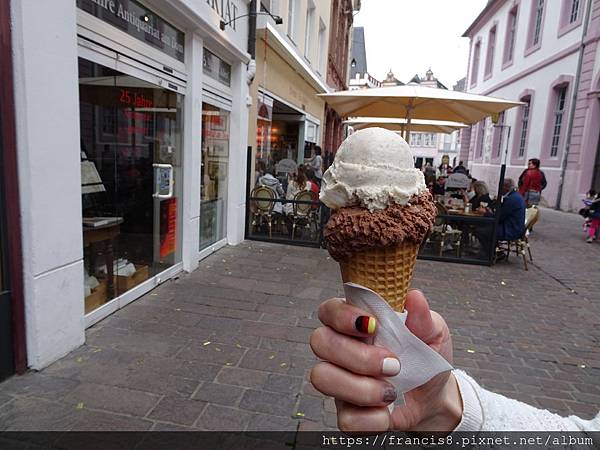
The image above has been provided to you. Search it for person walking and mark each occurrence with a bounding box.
[309,146,323,187]
[586,191,600,243]
[518,158,547,207]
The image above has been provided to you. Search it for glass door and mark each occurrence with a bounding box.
[78,57,183,314]
[200,102,230,249]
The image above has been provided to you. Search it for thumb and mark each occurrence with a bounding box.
[404,289,435,344]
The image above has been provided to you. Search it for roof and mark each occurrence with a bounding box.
[350,27,367,78]
[462,0,501,37]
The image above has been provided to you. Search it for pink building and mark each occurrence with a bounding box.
[460,0,600,210]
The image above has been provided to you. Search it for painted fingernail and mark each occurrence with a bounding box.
[382,357,401,376]
[355,316,377,334]
[383,387,397,403]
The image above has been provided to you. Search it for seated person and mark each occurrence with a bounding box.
[494,178,526,241]
[284,165,314,215]
[432,176,446,196]
[304,167,321,210]
[473,179,524,259]
[466,180,492,211]
[257,168,284,214]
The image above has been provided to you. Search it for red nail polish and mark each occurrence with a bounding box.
[355,316,376,334]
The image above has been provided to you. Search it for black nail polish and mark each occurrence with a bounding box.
[355,316,376,334]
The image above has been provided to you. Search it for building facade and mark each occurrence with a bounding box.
[461,0,600,208]
[7,0,253,371]
[0,0,26,382]
[248,0,331,196]
[348,26,382,90]
[323,0,358,163]
[408,69,461,170]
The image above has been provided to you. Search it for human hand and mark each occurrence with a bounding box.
[310,289,462,433]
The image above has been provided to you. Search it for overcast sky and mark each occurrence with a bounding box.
[353,0,488,88]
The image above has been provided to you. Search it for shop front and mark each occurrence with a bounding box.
[9,0,250,370]
[247,17,329,246]
[76,0,187,324]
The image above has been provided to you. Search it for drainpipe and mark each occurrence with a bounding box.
[556,0,593,210]
[246,0,257,84]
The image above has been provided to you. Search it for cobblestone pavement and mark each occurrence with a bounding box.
[0,208,598,431]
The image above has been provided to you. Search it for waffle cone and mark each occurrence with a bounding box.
[340,242,419,311]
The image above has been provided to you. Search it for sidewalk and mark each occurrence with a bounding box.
[0,208,598,431]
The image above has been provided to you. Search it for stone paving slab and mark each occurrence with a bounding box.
[0,208,598,431]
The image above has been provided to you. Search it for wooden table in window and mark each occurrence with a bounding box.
[83,217,124,300]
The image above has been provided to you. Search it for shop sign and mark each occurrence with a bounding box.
[77,0,185,62]
[203,48,231,87]
[206,0,239,30]
[257,93,273,122]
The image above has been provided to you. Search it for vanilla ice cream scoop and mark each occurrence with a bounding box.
[320,127,427,211]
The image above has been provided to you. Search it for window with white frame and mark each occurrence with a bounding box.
[477,120,485,157]
[471,40,481,86]
[317,19,326,74]
[532,0,544,46]
[569,0,580,23]
[495,112,505,158]
[304,1,315,61]
[503,6,518,64]
[287,0,295,40]
[485,25,496,77]
[518,98,531,157]
[550,86,567,157]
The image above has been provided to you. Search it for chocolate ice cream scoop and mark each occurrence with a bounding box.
[324,191,436,262]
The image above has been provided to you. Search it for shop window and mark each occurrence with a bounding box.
[200,103,230,250]
[79,58,183,314]
[203,48,231,87]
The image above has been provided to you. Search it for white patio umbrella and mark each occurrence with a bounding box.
[320,84,523,142]
[344,117,467,134]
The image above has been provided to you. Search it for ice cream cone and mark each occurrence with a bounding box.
[340,241,419,312]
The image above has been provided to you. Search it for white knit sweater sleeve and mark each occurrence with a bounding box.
[453,370,600,431]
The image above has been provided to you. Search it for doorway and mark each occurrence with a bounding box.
[78,57,183,316]
[0,158,14,381]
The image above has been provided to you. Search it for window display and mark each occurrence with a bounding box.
[78,58,183,313]
[200,103,230,249]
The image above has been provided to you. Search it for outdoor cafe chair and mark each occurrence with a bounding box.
[250,186,276,238]
[291,190,318,240]
[495,206,540,270]
[427,202,462,257]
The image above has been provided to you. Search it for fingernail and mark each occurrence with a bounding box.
[382,357,401,376]
[383,387,397,403]
[355,316,377,334]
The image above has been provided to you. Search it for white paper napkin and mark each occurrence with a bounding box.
[343,283,453,407]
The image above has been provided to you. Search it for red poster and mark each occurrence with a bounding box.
[160,198,177,258]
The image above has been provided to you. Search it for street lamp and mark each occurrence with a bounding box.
[220,12,283,30]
